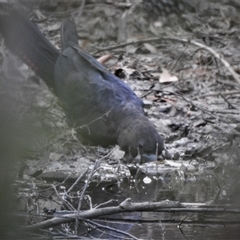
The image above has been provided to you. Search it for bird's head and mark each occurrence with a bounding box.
[117,116,164,164]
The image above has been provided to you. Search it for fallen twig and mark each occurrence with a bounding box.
[199,90,240,98]
[82,218,138,240]
[23,199,240,231]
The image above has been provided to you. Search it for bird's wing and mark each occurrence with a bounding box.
[54,45,144,117]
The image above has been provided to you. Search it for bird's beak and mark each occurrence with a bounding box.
[141,149,171,163]
[141,153,157,163]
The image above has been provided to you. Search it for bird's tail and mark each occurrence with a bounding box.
[0,6,59,91]
[60,20,79,51]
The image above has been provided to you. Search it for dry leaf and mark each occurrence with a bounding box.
[143,43,157,54]
[97,54,113,65]
[159,68,178,83]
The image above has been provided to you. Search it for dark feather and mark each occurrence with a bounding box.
[0,7,164,163]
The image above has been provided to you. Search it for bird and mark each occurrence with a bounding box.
[0,6,165,164]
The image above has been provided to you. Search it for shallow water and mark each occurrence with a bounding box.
[81,165,240,240]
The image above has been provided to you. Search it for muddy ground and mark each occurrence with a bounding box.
[1,0,240,239]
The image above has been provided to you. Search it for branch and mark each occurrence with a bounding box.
[23,199,240,231]
[23,199,180,231]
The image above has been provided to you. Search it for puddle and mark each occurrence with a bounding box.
[15,158,240,240]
